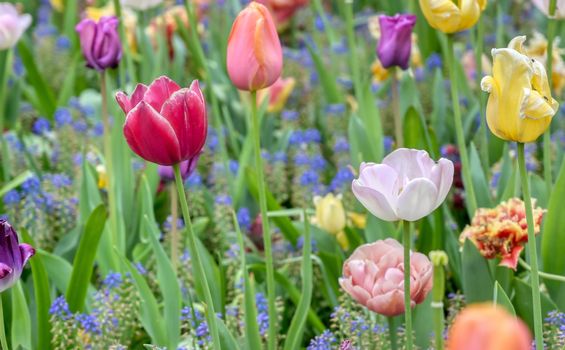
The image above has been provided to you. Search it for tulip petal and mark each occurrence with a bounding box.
[357,163,399,209]
[367,290,407,316]
[144,76,181,112]
[352,180,398,221]
[18,244,35,266]
[430,158,454,209]
[123,101,181,165]
[395,178,438,221]
[418,0,461,34]
[116,84,148,115]
[75,19,100,70]
[0,263,12,279]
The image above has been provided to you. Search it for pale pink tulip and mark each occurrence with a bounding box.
[227,2,283,91]
[352,148,454,222]
[0,3,32,50]
[339,238,433,317]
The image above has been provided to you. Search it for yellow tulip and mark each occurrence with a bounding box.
[96,165,108,190]
[419,0,487,34]
[336,231,350,251]
[481,36,559,143]
[313,194,346,235]
[50,0,63,12]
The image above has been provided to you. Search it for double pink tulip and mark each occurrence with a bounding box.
[116,76,207,166]
[227,2,283,91]
[339,239,433,316]
[352,148,454,222]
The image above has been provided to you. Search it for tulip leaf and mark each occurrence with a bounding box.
[66,205,107,312]
[469,142,494,211]
[195,235,223,311]
[0,171,32,198]
[493,281,515,316]
[20,230,52,350]
[403,107,429,151]
[348,114,379,167]
[306,43,343,104]
[541,160,565,311]
[512,277,557,332]
[11,281,31,350]
[144,216,181,349]
[462,239,494,303]
[413,294,433,349]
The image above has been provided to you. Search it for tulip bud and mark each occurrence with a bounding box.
[76,16,122,71]
[419,0,486,34]
[313,193,346,235]
[376,14,416,70]
[0,220,35,292]
[0,3,32,50]
[227,2,283,91]
[116,76,207,166]
[481,36,559,143]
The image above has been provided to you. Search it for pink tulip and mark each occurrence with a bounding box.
[339,238,432,316]
[352,148,454,222]
[116,76,207,166]
[256,0,309,27]
[227,2,283,91]
[0,3,32,50]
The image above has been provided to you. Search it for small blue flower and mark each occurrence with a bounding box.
[333,137,349,153]
[76,313,101,334]
[300,170,319,186]
[289,130,304,145]
[32,118,51,135]
[282,110,299,121]
[325,103,346,115]
[237,207,252,231]
[102,272,123,290]
[3,190,20,207]
[215,194,232,206]
[303,129,321,143]
[54,108,73,128]
[426,53,442,71]
[49,296,72,320]
[56,36,71,50]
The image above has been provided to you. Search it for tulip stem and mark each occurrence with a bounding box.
[431,256,446,350]
[173,164,221,350]
[445,35,478,218]
[0,295,7,350]
[387,317,398,350]
[519,258,565,282]
[391,68,403,148]
[517,142,544,350]
[402,220,413,350]
[0,49,13,182]
[474,15,490,174]
[544,2,558,194]
[100,72,121,269]
[250,91,278,350]
[170,184,179,270]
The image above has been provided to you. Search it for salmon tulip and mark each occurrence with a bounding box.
[227,2,283,91]
[419,0,487,34]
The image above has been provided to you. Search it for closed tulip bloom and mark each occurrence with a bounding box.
[339,239,433,316]
[313,193,346,235]
[352,148,454,222]
[256,0,309,27]
[447,304,532,350]
[419,0,486,34]
[75,16,122,71]
[158,154,200,183]
[532,0,565,18]
[257,77,295,113]
[481,36,559,143]
[0,3,32,50]
[377,14,417,70]
[0,220,35,292]
[227,2,283,91]
[116,76,207,166]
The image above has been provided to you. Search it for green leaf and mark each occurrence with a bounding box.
[37,249,74,294]
[0,171,32,198]
[284,213,313,350]
[469,142,493,211]
[461,239,494,303]
[306,44,342,104]
[403,107,429,151]
[66,205,107,312]
[512,278,557,331]
[20,230,51,350]
[145,216,181,349]
[541,160,565,311]
[217,315,240,350]
[11,281,31,350]
[493,281,515,316]
[195,237,223,311]
[413,294,433,348]
[348,115,379,167]
[56,53,80,106]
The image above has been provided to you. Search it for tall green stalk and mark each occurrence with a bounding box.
[250,91,277,350]
[112,0,136,84]
[173,164,221,350]
[517,143,544,350]
[430,251,448,350]
[0,49,13,182]
[445,35,478,217]
[544,0,558,193]
[402,221,413,350]
[474,15,490,173]
[0,295,8,350]
[391,69,403,148]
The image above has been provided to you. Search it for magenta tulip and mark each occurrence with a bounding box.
[377,14,416,70]
[339,238,432,316]
[75,16,122,71]
[116,76,207,166]
[352,148,454,222]
[227,2,283,91]
[0,220,34,292]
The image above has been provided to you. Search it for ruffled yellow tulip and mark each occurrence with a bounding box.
[419,0,487,34]
[481,36,559,143]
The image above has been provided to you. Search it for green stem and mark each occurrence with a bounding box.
[387,317,398,350]
[391,68,403,148]
[474,15,490,174]
[519,258,565,282]
[0,49,13,182]
[445,35,478,217]
[0,295,8,350]
[431,254,446,350]
[250,91,277,350]
[544,10,557,193]
[517,143,544,350]
[112,0,136,85]
[100,72,121,268]
[173,164,221,350]
[402,221,413,350]
[170,184,179,270]
[343,0,362,101]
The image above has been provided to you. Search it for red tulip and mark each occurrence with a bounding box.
[116,76,207,166]
[227,2,283,91]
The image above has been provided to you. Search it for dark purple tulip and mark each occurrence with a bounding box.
[377,14,416,70]
[0,220,34,292]
[158,153,201,183]
[75,16,122,71]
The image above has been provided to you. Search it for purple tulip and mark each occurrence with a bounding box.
[376,14,416,70]
[75,16,122,71]
[0,220,34,292]
[158,153,201,183]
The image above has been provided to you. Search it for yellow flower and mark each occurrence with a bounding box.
[50,0,63,12]
[371,59,389,83]
[96,165,108,190]
[525,32,565,94]
[347,212,367,229]
[336,231,350,251]
[257,77,296,113]
[313,193,346,235]
[419,0,487,34]
[481,36,559,143]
